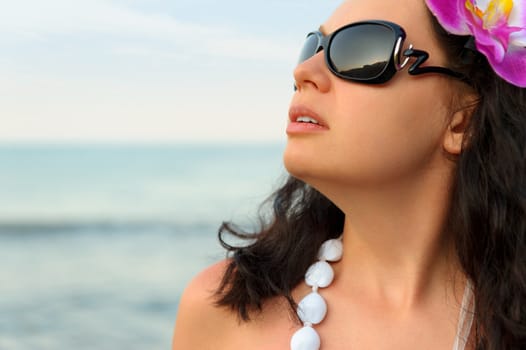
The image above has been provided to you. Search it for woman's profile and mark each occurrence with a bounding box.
[172,0,526,348]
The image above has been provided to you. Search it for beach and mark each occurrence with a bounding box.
[0,144,285,349]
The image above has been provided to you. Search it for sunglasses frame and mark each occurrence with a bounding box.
[301,20,463,85]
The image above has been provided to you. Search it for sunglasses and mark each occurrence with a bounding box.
[297,20,463,85]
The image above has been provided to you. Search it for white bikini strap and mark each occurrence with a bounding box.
[452,280,475,350]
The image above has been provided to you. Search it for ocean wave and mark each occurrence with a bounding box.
[0,219,224,235]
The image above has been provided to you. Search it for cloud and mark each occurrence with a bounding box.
[0,0,189,38]
[0,0,297,62]
[0,0,301,143]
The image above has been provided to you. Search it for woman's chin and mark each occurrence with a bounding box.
[283,145,334,188]
[283,144,314,180]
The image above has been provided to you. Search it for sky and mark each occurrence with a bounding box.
[0,0,342,144]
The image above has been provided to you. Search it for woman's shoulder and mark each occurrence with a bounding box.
[172,259,301,349]
[172,259,235,349]
[179,259,229,306]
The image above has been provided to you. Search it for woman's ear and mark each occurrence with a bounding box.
[443,93,478,155]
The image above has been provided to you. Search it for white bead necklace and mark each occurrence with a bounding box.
[290,237,343,350]
[289,237,475,350]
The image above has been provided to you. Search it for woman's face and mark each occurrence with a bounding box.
[284,0,456,189]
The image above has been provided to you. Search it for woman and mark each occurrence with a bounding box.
[173,0,526,348]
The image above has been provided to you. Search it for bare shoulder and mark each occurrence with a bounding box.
[172,259,236,350]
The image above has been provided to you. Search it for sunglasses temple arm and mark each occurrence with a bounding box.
[403,48,464,79]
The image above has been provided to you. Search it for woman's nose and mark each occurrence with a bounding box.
[293,52,331,93]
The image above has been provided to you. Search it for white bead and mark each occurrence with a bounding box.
[305,261,334,288]
[317,239,343,262]
[297,292,327,325]
[290,326,320,350]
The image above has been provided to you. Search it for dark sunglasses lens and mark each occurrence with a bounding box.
[328,24,395,79]
[298,33,320,64]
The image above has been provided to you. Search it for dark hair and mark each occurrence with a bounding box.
[430,16,526,350]
[214,10,526,350]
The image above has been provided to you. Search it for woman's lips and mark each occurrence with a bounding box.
[286,121,328,133]
[287,105,329,134]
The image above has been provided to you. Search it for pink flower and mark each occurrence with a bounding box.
[426,0,526,87]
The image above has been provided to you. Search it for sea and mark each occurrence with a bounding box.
[0,143,287,350]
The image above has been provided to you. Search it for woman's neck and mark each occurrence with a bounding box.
[318,162,463,309]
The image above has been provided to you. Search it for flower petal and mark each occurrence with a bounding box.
[476,39,507,62]
[426,0,526,87]
[425,0,471,34]
[490,24,523,48]
[508,0,526,27]
[487,47,526,87]
[476,0,492,11]
[467,21,507,62]
[510,28,526,46]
